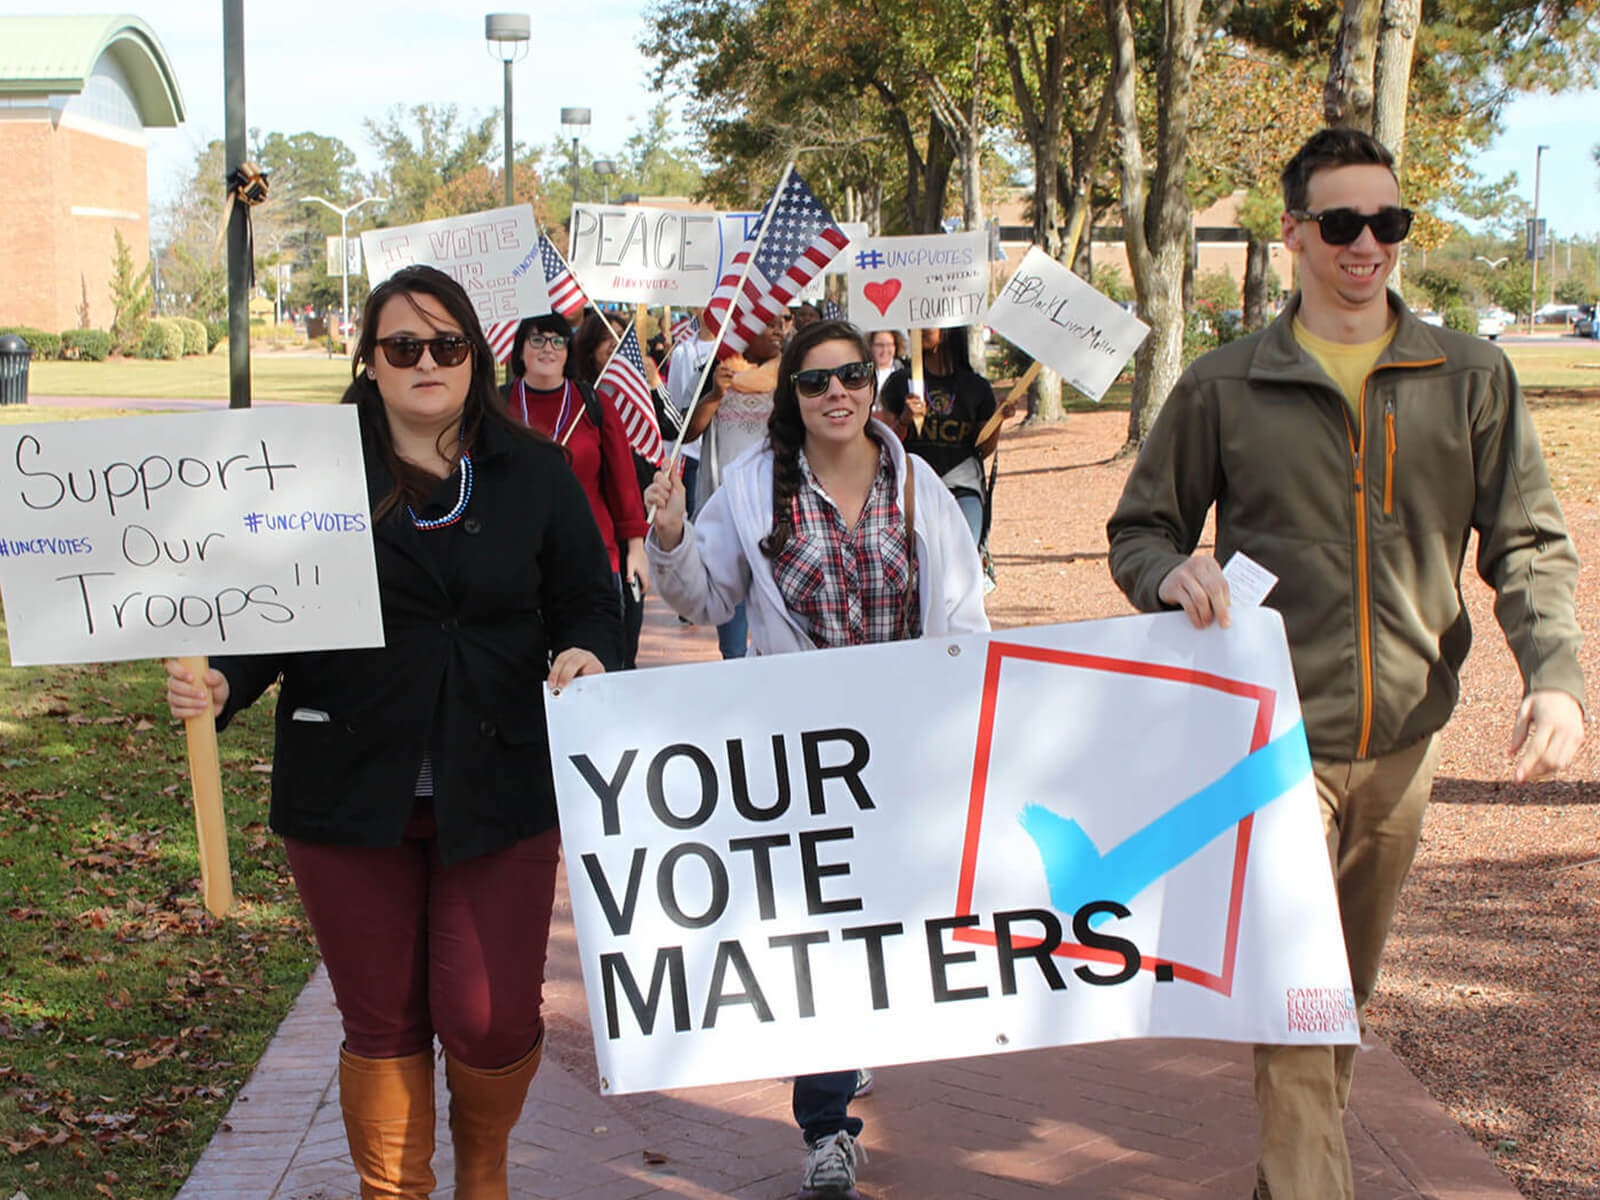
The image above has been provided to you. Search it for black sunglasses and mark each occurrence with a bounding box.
[792,361,874,398]
[1290,206,1413,246]
[374,334,472,368]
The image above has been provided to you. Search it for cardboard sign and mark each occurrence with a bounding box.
[545,610,1355,1095]
[0,408,383,666]
[360,205,551,327]
[568,205,761,306]
[845,231,989,330]
[986,246,1149,401]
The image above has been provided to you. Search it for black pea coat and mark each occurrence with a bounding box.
[214,408,621,865]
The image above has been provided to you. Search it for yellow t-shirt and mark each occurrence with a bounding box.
[1292,318,1396,421]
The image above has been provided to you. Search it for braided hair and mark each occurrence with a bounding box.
[758,319,874,558]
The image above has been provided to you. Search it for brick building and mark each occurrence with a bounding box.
[0,14,184,334]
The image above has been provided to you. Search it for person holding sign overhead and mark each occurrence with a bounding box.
[876,325,1004,547]
[644,319,988,1200]
[165,265,621,1200]
[1108,128,1584,1200]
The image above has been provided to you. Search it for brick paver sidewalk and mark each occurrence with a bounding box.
[175,600,1520,1200]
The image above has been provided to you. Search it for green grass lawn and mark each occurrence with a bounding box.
[1500,339,1600,390]
[27,353,352,405]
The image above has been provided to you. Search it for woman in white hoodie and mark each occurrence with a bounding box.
[644,318,987,1200]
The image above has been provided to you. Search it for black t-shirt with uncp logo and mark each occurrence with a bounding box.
[878,367,997,479]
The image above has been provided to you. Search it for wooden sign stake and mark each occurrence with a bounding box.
[178,655,233,917]
[908,328,925,435]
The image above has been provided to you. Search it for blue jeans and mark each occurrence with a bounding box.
[717,599,748,659]
[953,487,984,546]
[793,1071,861,1144]
[681,456,700,520]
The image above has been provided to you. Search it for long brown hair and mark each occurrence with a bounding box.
[759,319,874,558]
[343,265,542,521]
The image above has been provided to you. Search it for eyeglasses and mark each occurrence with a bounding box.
[792,361,874,398]
[1290,206,1414,246]
[374,334,471,368]
[524,333,569,350]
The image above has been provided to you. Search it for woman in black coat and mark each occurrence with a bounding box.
[165,265,619,1198]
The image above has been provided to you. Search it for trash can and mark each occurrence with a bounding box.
[0,333,30,406]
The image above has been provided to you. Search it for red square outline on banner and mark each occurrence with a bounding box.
[952,640,1278,997]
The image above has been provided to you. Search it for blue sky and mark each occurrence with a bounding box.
[35,2,1600,238]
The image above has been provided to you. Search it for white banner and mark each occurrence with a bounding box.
[568,205,761,306]
[360,205,550,328]
[987,245,1150,401]
[0,408,384,666]
[845,231,989,331]
[546,610,1355,1096]
[325,235,362,277]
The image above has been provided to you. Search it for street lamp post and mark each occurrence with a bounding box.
[301,193,387,341]
[1475,255,1508,270]
[593,159,616,204]
[1528,144,1548,333]
[485,13,530,208]
[560,106,591,211]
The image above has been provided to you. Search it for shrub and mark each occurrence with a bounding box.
[1443,303,1477,335]
[136,317,185,360]
[173,316,209,356]
[0,326,63,358]
[204,320,228,351]
[60,328,112,361]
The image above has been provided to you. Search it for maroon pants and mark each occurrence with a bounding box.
[284,804,559,1068]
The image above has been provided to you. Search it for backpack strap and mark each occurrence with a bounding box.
[575,379,604,429]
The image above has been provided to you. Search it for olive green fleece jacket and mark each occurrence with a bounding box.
[1108,292,1584,762]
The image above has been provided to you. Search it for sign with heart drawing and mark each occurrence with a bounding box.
[845,231,989,331]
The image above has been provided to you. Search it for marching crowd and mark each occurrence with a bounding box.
[162,127,1584,1200]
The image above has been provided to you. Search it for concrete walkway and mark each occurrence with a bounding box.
[175,601,1522,1200]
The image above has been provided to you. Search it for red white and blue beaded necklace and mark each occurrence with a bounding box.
[407,433,473,530]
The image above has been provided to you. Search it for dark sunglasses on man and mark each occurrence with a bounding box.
[374,334,472,368]
[791,361,875,398]
[1290,206,1413,246]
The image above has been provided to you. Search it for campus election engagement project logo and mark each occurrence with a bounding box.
[545,610,1357,1095]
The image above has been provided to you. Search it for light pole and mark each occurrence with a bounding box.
[1528,143,1548,333]
[302,193,386,340]
[1475,255,1508,270]
[560,106,591,212]
[485,13,530,207]
[593,159,616,204]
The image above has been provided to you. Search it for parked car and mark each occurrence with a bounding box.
[1574,304,1596,338]
[1476,310,1508,340]
[1535,302,1580,326]
[1416,310,1445,327]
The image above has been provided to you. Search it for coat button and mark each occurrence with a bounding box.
[441,617,459,632]
[479,720,497,737]
[464,517,482,534]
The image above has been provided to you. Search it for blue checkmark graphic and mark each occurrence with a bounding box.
[1019,720,1311,925]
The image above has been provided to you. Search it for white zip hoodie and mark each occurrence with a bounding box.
[647,421,989,654]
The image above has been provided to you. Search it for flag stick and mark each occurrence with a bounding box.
[648,160,798,522]
[908,328,925,435]
[178,655,233,917]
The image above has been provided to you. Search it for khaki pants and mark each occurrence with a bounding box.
[1254,734,1442,1200]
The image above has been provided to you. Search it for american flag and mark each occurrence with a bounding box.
[671,311,699,346]
[703,170,848,361]
[597,323,664,466]
[484,233,589,363]
[539,233,587,320]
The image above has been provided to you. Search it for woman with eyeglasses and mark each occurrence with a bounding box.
[163,265,620,1199]
[506,311,650,669]
[644,318,987,1200]
[876,325,1003,549]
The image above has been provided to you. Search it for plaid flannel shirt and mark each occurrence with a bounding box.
[772,442,920,648]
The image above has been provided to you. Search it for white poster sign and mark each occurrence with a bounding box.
[325,235,362,277]
[546,610,1355,1096]
[987,245,1150,401]
[845,231,989,330]
[568,205,761,306]
[0,408,384,666]
[360,205,550,327]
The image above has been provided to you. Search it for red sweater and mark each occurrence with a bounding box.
[508,379,648,572]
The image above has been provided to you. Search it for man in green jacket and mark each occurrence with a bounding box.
[1107,127,1585,1200]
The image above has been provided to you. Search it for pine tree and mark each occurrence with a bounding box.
[109,230,153,353]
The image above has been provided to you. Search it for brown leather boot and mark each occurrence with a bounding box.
[338,1047,437,1199]
[444,1033,543,1199]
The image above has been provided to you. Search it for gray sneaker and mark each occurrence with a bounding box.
[851,1068,874,1098]
[799,1130,863,1199]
